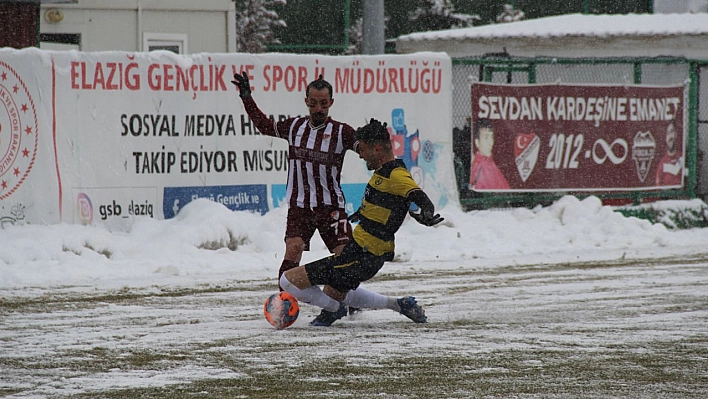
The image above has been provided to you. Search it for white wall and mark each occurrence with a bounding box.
[0,49,457,230]
[39,0,236,53]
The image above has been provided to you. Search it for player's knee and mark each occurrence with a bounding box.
[279,273,293,292]
[283,266,311,290]
[285,238,305,257]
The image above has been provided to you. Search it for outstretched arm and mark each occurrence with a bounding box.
[231,72,278,137]
[407,189,444,226]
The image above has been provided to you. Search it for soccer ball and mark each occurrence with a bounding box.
[263,292,300,329]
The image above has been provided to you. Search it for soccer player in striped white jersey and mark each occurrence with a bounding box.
[279,119,444,326]
[232,72,360,291]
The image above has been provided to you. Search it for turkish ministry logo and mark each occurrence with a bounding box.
[0,61,38,200]
[514,132,540,182]
[632,131,656,182]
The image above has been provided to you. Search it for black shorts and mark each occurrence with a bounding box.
[304,240,393,292]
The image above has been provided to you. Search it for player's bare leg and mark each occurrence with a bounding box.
[284,237,305,264]
[331,243,345,255]
[322,285,346,302]
[278,237,305,291]
[281,266,309,289]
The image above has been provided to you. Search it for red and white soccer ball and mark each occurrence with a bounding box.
[263,292,300,329]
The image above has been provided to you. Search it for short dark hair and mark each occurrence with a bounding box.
[355,118,390,144]
[306,75,333,98]
[473,118,494,140]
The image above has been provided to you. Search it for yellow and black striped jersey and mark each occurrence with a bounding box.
[352,159,421,256]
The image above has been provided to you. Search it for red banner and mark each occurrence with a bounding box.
[469,83,685,192]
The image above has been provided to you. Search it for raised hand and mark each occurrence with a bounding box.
[231,71,252,99]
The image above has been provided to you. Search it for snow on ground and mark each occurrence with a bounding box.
[1,196,707,397]
[1,195,706,293]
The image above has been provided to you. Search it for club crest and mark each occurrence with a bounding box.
[514,132,540,182]
[632,131,656,182]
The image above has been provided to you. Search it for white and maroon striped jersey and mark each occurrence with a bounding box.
[243,98,358,209]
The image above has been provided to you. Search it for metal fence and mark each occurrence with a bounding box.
[451,56,705,210]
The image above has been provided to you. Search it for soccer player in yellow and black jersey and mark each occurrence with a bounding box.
[280,119,444,326]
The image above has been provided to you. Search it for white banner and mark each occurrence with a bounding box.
[0,48,455,230]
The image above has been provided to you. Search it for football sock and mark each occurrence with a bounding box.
[344,287,400,311]
[279,274,340,312]
[278,260,299,291]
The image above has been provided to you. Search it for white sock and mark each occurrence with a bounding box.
[279,274,340,312]
[344,286,400,312]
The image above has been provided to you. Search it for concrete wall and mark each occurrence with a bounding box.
[39,0,236,53]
